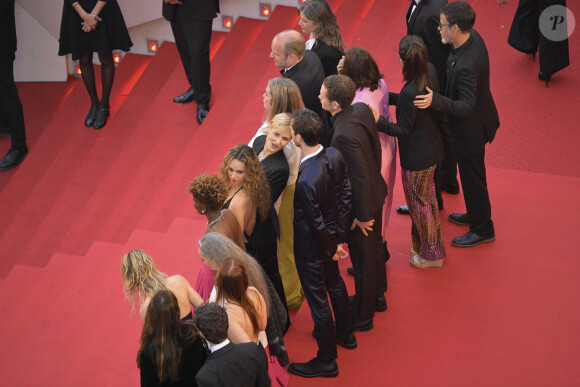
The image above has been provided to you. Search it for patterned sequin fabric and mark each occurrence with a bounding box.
[401,166,445,261]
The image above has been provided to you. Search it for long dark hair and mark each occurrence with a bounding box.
[215,258,261,338]
[399,35,429,92]
[298,0,344,52]
[342,47,383,92]
[137,290,199,383]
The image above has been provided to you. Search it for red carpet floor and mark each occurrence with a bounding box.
[0,0,578,385]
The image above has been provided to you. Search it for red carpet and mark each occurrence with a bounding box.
[0,0,578,385]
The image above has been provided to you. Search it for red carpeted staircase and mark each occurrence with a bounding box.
[1,0,579,385]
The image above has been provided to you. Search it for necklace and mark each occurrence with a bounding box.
[207,211,224,228]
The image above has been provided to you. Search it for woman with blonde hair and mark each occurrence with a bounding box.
[249,77,305,311]
[298,0,344,77]
[199,232,289,365]
[121,249,203,321]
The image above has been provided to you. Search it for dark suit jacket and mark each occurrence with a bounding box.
[0,0,17,57]
[330,103,387,222]
[294,147,351,266]
[406,0,449,85]
[162,0,219,22]
[252,135,289,204]
[282,51,333,146]
[311,40,343,77]
[431,30,500,158]
[377,63,446,171]
[196,342,270,387]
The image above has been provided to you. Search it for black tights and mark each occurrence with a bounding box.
[79,52,115,109]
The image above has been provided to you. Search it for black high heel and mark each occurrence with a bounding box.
[538,72,551,87]
[93,108,110,130]
[84,105,98,127]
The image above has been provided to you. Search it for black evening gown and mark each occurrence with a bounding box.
[58,0,133,60]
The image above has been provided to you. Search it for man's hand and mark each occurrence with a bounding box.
[164,0,183,4]
[497,0,508,5]
[414,86,433,109]
[332,244,349,261]
[351,218,374,236]
[337,55,345,74]
[367,104,380,123]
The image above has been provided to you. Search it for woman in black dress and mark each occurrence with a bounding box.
[297,0,344,77]
[137,290,207,387]
[58,0,132,129]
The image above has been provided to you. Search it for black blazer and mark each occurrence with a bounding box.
[377,63,446,171]
[282,50,333,147]
[330,103,388,222]
[431,30,500,158]
[252,135,289,204]
[311,40,343,77]
[406,0,449,86]
[294,147,351,266]
[140,337,207,387]
[0,0,17,57]
[162,0,220,22]
[196,342,270,387]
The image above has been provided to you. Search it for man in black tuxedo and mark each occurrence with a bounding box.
[417,1,499,247]
[0,0,28,171]
[194,303,270,387]
[162,0,219,124]
[270,30,333,147]
[322,75,389,331]
[288,109,356,378]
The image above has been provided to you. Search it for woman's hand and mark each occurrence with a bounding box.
[367,104,380,123]
[82,14,101,32]
[337,55,345,75]
[414,86,433,109]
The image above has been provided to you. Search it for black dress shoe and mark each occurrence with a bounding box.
[173,88,196,103]
[336,333,357,349]
[375,295,388,312]
[396,204,410,215]
[352,318,373,332]
[441,182,460,195]
[448,213,470,226]
[93,108,110,130]
[289,358,338,378]
[346,267,355,276]
[0,146,28,171]
[197,104,210,124]
[451,231,495,247]
[84,105,98,127]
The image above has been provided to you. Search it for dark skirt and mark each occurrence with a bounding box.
[58,0,133,60]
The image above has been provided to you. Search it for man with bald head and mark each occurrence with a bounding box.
[270,30,332,146]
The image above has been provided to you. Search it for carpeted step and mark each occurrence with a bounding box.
[334,0,376,46]
[0,53,154,277]
[41,43,181,259]
[137,5,300,234]
[0,265,43,319]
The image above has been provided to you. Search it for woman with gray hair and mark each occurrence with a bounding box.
[198,232,290,366]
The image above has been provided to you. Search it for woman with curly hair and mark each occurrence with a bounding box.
[339,47,397,241]
[219,145,288,321]
[188,173,245,301]
[249,78,305,310]
[298,0,344,77]
[121,249,203,321]
[137,290,207,386]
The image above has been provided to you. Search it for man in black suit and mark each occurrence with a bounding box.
[322,75,389,331]
[0,0,28,171]
[270,30,333,147]
[163,0,219,124]
[417,1,499,247]
[288,109,356,378]
[194,303,270,387]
